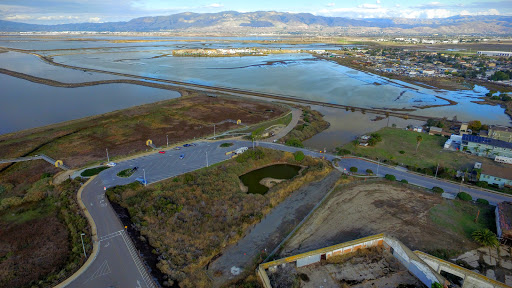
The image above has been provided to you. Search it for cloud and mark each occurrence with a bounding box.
[357,4,381,9]
[36,15,79,21]
[205,3,224,8]
[414,2,444,9]
[460,8,500,16]
[376,0,381,3]
[89,17,101,22]
[327,2,335,7]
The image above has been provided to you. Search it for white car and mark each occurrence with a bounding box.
[106,162,117,167]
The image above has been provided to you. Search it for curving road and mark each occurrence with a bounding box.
[61,140,512,287]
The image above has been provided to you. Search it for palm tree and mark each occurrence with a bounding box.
[472,229,499,256]
[416,135,423,153]
[484,148,492,157]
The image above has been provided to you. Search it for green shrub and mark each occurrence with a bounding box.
[236,148,266,163]
[285,138,304,148]
[457,192,472,201]
[41,172,53,179]
[399,150,405,154]
[432,186,444,194]
[476,198,490,205]
[335,148,351,156]
[432,282,443,288]
[220,143,234,148]
[400,179,408,184]
[117,168,136,178]
[81,166,109,177]
[384,174,396,181]
[350,167,358,173]
[366,169,373,174]
[476,181,489,188]
[294,151,305,162]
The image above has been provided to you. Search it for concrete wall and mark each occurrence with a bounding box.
[415,251,509,288]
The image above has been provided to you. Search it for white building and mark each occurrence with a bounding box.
[477,51,512,57]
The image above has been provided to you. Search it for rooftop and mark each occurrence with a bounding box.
[481,163,512,180]
[490,125,512,133]
[463,134,512,150]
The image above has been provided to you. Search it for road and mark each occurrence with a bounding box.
[263,108,301,143]
[63,140,512,287]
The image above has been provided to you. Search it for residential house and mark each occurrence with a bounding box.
[429,126,443,135]
[462,134,512,158]
[480,163,512,188]
[459,123,470,135]
[489,125,512,143]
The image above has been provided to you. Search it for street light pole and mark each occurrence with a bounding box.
[80,233,87,258]
[377,157,380,176]
[106,148,109,163]
[143,169,146,187]
[435,163,439,179]
[206,151,209,167]
[166,134,169,147]
[459,176,464,193]
[214,125,216,138]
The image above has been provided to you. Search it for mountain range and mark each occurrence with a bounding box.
[1,11,511,35]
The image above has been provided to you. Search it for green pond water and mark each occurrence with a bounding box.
[239,164,301,195]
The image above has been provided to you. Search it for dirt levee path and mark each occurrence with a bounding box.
[282,182,478,257]
[208,170,341,286]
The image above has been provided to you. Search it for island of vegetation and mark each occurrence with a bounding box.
[172,47,300,57]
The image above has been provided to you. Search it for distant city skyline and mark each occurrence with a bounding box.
[0,0,510,24]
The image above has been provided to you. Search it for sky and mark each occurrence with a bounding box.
[0,0,510,24]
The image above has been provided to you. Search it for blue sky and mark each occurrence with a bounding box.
[0,0,509,24]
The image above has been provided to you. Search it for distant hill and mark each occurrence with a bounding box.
[1,11,511,35]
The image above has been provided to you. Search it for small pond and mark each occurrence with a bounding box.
[239,164,301,195]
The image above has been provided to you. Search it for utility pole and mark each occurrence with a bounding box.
[435,163,439,179]
[80,233,87,258]
[166,134,169,147]
[106,148,109,163]
[459,176,464,193]
[214,125,216,138]
[377,157,380,176]
[206,151,209,167]
[143,169,147,187]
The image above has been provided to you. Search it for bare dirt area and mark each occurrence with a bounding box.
[0,215,69,288]
[268,247,425,288]
[281,182,481,258]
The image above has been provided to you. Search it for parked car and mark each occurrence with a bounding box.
[159,151,165,154]
[183,144,192,147]
[179,154,185,159]
[106,162,117,167]
[131,166,138,172]
[135,177,147,185]
[173,147,181,150]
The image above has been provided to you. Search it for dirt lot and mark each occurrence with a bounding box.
[281,182,492,258]
[268,247,424,288]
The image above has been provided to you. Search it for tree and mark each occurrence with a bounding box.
[472,229,499,256]
[484,148,492,156]
[468,120,482,132]
[416,135,423,153]
[285,138,304,148]
[294,151,305,162]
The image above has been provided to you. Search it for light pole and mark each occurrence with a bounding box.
[106,148,110,163]
[80,233,87,258]
[376,157,380,176]
[143,169,147,186]
[459,176,464,193]
[435,163,439,179]
[214,125,216,138]
[206,151,209,167]
[166,134,169,147]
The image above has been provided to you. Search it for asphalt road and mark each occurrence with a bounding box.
[65,140,512,287]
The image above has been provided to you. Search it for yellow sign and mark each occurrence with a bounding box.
[146,139,153,146]
[237,119,242,125]
[54,160,63,167]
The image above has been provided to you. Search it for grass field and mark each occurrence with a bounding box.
[339,127,497,172]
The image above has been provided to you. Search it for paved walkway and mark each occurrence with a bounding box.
[263,108,301,143]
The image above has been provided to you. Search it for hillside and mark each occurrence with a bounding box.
[0,11,511,35]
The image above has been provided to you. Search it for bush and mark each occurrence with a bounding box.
[366,169,373,174]
[294,151,305,162]
[285,138,304,148]
[399,150,405,154]
[400,179,408,184]
[432,186,444,194]
[457,192,472,201]
[384,174,396,181]
[476,198,490,205]
[476,181,489,188]
[335,148,351,156]
[350,167,358,173]
[220,143,234,148]
[81,166,109,177]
